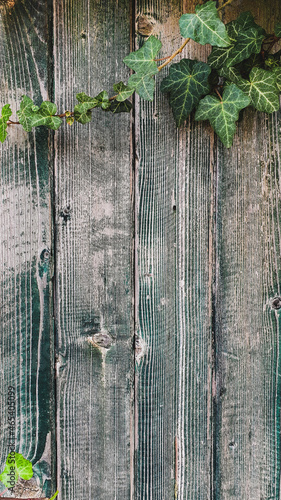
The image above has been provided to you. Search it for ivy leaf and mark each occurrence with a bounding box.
[208,12,265,69]
[17,95,34,131]
[113,82,134,102]
[179,1,231,47]
[127,74,156,100]
[160,59,211,126]
[235,68,280,113]
[273,67,281,91]
[29,101,62,130]
[109,99,132,113]
[17,96,62,131]
[195,84,250,147]
[275,22,281,37]
[0,452,33,488]
[123,36,162,76]
[74,91,110,123]
[0,104,12,143]
[49,491,59,500]
[123,36,162,101]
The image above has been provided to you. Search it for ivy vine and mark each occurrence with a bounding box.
[1,0,281,148]
[0,452,58,500]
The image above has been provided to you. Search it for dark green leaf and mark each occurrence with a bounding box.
[0,104,12,143]
[235,68,280,113]
[161,59,211,126]
[195,84,250,147]
[208,12,265,69]
[109,99,133,113]
[113,82,135,102]
[179,1,231,47]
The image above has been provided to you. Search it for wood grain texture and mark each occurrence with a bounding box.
[134,1,213,498]
[53,1,133,498]
[214,2,281,499]
[0,0,55,497]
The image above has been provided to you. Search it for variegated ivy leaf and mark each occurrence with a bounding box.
[123,36,162,100]
[195,84,250,147]
[208,12,265,69]
[0,104,12,143]
[160,59,211,126]
[179,1,231,47]
[74,91,110,123]
[113,82,134,102]
[17,96,62,131]
[235,68,280,113]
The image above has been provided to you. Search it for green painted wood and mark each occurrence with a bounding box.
[134,1,213,498]
[214,3,281,499]
[53,1,133,498]
[0,0,55,497]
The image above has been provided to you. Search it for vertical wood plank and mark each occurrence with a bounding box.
[215,2,281,498]
[0,0,55,497]
[134,1,213,497]
[53,1,132,498]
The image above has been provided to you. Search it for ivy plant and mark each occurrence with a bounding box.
[0,452,58,500]
[1,0,281,148]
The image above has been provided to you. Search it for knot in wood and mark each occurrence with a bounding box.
[271,296,281,310]
[87,332,113,349]
[136,15,154,36]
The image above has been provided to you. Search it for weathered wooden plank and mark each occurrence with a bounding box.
[53,0,132,498]
[0,0,55,497]
[134,1,213,498]
[215,2,281,498]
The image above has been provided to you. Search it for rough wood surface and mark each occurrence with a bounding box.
[0,0,55,497]
[134,1,213,498]
[53,1,133,499]
[214,2,281,499]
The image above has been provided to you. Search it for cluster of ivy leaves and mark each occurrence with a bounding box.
[0,452,58,500]
[1,0,281,147]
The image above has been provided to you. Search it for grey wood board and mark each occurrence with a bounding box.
[53,0,133,499]
[0,0,55,497]
[134,0,213,498]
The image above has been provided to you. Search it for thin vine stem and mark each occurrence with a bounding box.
[158,38,190,71]
[217,0,235,11]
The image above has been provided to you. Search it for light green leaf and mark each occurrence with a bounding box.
[113,82,134,102]
[123,36,162,76]
[109,99,133,113]
[208,12,265,69]
[0,104,12,143]
[195,84,250,147]
[17,95,34,131]
[127,73,156,100]
[160,59,211,126]
[17,96,62,131]
[66,115,75,126]
[235,68,280,113]
[49,490,59,500]
[275,22,281,37]
[74,91,110,123]
[179,1,231,47]
[0,452,33,488]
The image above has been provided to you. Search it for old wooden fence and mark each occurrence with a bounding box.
[1,0,281,498]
